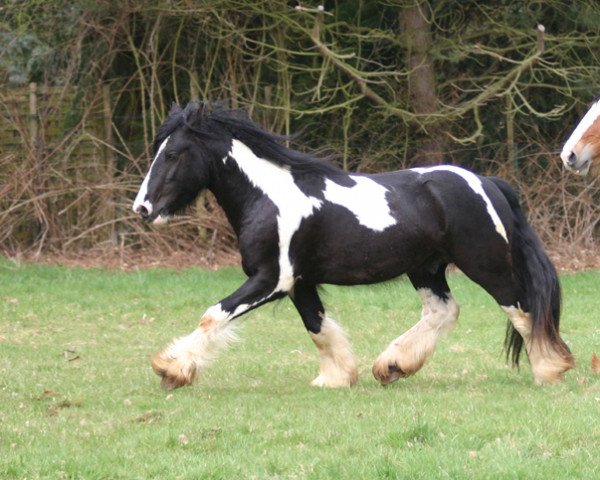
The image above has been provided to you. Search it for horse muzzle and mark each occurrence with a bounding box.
[133,198,154,219]
[563,148,592,176]
[133,201,170,225]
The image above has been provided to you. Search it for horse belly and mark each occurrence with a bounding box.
[297,227,435,286]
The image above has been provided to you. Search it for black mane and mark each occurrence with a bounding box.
[154,102,341,176]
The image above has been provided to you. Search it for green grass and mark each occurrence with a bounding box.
[1,258,599,479]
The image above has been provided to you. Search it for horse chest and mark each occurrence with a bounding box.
[229,140,405,291]
[229,140,322,291]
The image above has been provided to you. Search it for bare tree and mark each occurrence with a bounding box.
[399,1,445,165]
[0,0,598,265]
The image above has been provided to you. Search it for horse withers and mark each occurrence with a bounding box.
[133,103,574,389]
[561,97,600,176]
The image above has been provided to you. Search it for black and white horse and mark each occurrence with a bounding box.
[133,103,574,389]
[561,97,600,176]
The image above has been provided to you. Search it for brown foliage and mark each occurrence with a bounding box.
[0,1,598,268]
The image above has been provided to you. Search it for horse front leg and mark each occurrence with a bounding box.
[290,280,358,387]
[151,274,282,389]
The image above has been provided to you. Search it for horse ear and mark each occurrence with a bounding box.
[185,101,208,125]
[169,102,182,115]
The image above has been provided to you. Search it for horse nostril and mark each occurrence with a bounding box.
[567,152,576,166]
[139,205,150,219]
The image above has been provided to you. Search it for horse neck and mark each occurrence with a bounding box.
[207,139,323,236]
[208,170,257,236]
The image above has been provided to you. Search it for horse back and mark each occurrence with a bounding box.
[291,170,449,284]
[290,168,515,285]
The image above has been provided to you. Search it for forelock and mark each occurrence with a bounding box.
[153,108,185,154]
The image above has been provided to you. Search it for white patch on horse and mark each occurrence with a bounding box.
[203,303,230,323]
[560,99,600,165]
[412,165,508,243]
[203,302,252,322]
[323,176,396,231]
[228,139,322,293]
[501,305,531,337]
[133,136,171,215]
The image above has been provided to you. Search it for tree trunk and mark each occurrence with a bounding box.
[400,2,445,166]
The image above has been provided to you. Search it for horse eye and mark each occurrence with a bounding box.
[165,151,178,161]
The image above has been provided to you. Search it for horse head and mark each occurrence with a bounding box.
[560,98,600,176]
[133,103,218,224]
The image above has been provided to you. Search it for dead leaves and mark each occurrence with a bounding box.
[36,389,82,417]
[134,410,162,424]
[46,399,81,417]
[591,353,600,374]
[63,348,81,362]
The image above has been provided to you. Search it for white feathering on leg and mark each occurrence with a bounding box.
[309,316,358,387]
[163,322,239,381]
[372,289,459,384]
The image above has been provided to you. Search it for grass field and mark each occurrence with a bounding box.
[1,258,599,479]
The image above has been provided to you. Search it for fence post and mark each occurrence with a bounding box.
[29,82,38,150]
[102,84,118,245]
[28,82,44,251]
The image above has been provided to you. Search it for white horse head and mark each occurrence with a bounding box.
[560,98,600,176]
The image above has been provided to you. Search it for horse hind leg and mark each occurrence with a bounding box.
[372,265,459,385]
[502,305,574,384]
[290,280,358,387]
[453,245,574,384]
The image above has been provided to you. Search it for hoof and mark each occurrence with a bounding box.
[151,352,195,390]
[372,362,408,386]
[530,347,576,385]
[592,353,600,374]
[310,369,358,388]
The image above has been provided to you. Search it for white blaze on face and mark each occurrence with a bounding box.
[132,136,171,216]
[228,139,323,293]
[323,176,396,231]
[412,165,508,243]
[560,99,600,166]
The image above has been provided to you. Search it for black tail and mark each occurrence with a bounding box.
[489,177,573,368]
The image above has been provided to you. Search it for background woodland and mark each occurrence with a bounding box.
[0,0,598,267]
